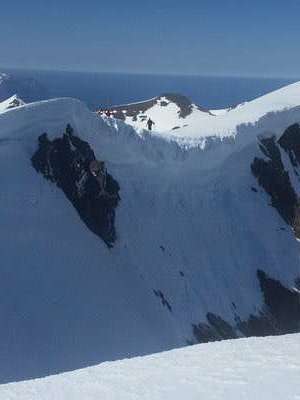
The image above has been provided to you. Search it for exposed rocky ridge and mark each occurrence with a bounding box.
[278,123,300,166]
[251,135,298,227]
[107,93,210,121]
[193,269,300,342]
[31,124,120,247]
[251,124,300,236]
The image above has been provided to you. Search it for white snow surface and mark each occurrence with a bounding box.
[123,81,300,143]
[0,85,300,382]
[0,94,25,113]
[1,333,300,400]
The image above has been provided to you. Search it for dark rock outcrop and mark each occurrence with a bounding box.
[278,123,300,167]
[106,93,211,121]
[256,270,300,332]
[110,98,157,121]
[193,270,300,343]
[153,289,172,312]
[193,313,237,343]
[31,124,120,247]
[251,128,300,236]
[161,93,193,118]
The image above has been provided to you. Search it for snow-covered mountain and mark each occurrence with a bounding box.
[108,82,300,144]
[1,333,299,400]
[0,81,300,383]
[0,94,25,113]
[106,93,213,134]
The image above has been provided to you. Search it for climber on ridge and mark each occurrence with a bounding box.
[147,118,155,131]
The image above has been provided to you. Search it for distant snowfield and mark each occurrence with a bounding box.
[1,334,300,400]
[121,81,300,142]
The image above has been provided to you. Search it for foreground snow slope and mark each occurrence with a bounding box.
[1,333,300,400]
[112,81,300,142]
[0,90,300,383]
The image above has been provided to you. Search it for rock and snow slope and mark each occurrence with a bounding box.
[107,93,213,134]
[109,82,300,143]
[0,94,25,113]
[0,82,300,383]
[1,334,300,400]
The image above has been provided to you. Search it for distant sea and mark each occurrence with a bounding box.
[1,68,298,111]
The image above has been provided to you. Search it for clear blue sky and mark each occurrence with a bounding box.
[1,0,300,77]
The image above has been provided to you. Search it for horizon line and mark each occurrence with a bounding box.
[1,65,299,81]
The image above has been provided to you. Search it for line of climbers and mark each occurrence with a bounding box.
[97,109,113,117]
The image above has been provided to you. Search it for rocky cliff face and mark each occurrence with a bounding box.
[31,124,120,248]
[251,136,298,229]
[192,123,300,343]
[106,93,210,121]
[193,270,300,342]
[252,124,300,237]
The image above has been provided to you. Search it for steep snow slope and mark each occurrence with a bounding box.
[0,91,300,383]
[1,334,300,400]
[110,82,300,143]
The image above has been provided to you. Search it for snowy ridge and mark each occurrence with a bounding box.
[0,97,185,165]
[109,81,300,142]
[1,334,300,400]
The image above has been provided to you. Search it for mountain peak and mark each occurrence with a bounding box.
[0,94,25,113]
[97,80,300,142]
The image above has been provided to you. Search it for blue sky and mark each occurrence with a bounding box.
[1,0,300,77]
